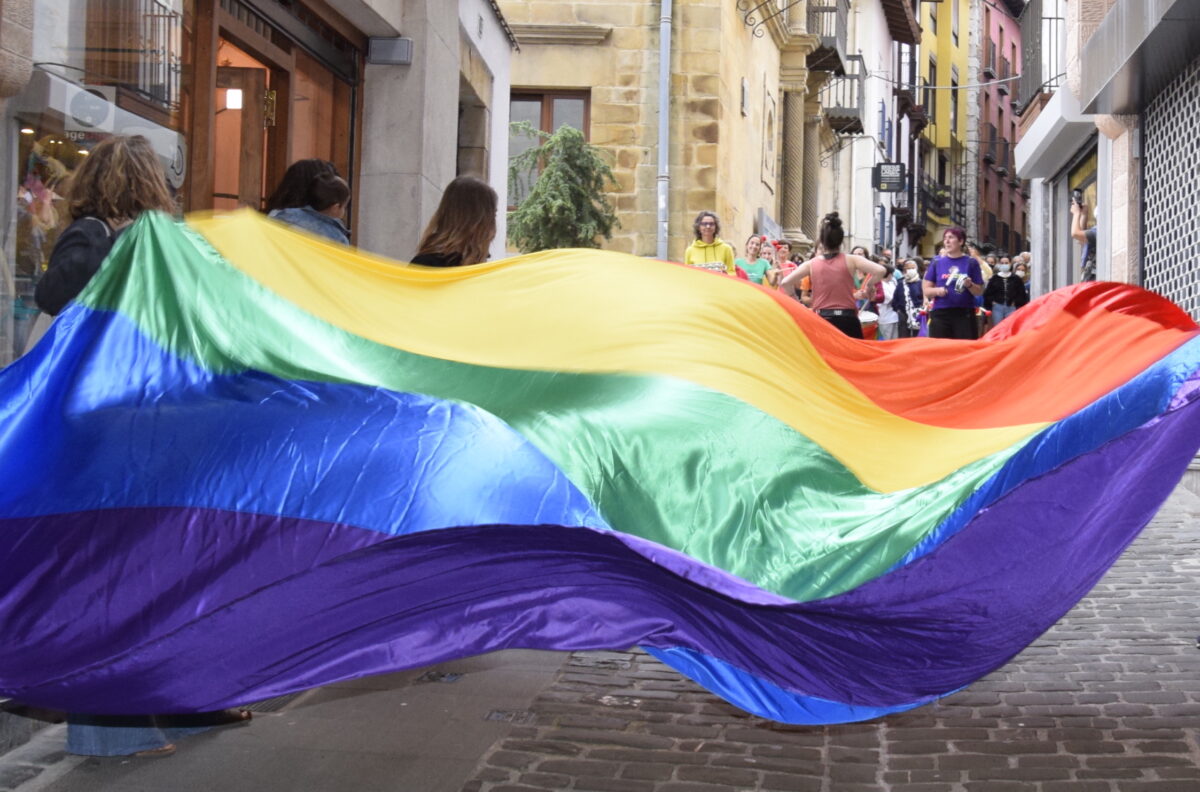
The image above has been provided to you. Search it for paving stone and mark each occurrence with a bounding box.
[535,759,622,778]
[488,751,541,770]
[512,771,571,789]
[759,773,823,792]
[676,765,759,786]
[500,740,585,757]
[572,777,657,792]
[618,762,674,781]
[585,748,706,766]
[544,730,673,750]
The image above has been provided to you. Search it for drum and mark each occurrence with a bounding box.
[858,310,879,340]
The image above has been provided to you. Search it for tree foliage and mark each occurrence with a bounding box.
[507,122,620,253]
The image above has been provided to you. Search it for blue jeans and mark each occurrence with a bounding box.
[67,715,212,756]
[991,303,1017,324]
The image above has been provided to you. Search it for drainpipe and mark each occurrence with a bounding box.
[655,0,672,260]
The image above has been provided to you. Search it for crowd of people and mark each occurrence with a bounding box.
[683,208,1033,340]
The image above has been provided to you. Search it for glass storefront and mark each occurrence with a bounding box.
[2,0,359,365]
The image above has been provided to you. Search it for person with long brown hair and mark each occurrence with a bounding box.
[34,135,175,316]
[412,176,497,267]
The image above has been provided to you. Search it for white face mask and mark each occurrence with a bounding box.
[903,268,919,282]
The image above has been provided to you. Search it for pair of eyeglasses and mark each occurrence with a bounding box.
[699,221,716,227]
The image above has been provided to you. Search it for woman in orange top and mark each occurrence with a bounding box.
[780,213,886,338]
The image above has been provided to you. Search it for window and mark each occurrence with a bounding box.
[508,91,590,204]
[952,0,960,44]
[928,58,938,123]
[950,67,959,134]
[929,2,937,34]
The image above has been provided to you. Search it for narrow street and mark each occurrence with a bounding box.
[4,484,1197,792]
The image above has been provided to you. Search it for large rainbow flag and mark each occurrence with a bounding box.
[2,210,1198,723]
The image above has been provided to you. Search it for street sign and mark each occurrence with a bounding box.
[873,162,906,193]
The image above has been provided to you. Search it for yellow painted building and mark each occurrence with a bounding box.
[916,0,971,256]
[499,0,824,261]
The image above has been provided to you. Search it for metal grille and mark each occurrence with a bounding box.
[1144,54,1200,321]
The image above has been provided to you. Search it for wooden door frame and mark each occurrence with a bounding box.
[187,0,296,210]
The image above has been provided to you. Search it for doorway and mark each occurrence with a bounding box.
[213,38,272,210]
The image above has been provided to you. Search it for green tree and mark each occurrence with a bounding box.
[507,121,620,252]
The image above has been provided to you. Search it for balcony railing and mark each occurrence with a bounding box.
[820,54,864,134]
[920,173,951,219]
[1015,0,1066,115]
[894,45,918,116]
[892,191,913,223]
[85,0,183,111]
[986,211,998,243]
[997,55,1011,95]
[995,140,1010,175]
[808,0,850,74]
[982,122,998,163]
[983,39,996,79]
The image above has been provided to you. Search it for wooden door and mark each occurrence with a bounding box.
[215,66,267,209]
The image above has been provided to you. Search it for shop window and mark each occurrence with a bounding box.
[6,0,194,364]
[508,91,590,205]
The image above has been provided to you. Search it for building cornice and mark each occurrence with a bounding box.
[508,23,612,47]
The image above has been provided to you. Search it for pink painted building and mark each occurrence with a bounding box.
[978,0,1029,255]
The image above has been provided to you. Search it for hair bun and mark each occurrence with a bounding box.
[823,212,842,229]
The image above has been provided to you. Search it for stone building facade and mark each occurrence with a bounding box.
[500,0,825,261]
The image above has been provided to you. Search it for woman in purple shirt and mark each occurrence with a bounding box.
[922,227,984,339]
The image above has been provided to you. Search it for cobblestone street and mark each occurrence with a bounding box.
[460,486,1200,792]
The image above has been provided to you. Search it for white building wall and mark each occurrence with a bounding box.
[845,0,893,254]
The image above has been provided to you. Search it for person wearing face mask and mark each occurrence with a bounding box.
[1012,260,1032,297]
[892,258,926,338]
[983,257,1030,326]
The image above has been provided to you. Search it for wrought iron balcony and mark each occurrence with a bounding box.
[983,39,997,79]
[920,174,951,219]
[994,140,1010,176]
[820,54,865,134]
[1015,0,1066,115]
[982,123,998,164]
[807,0,850,74]
[998,55,1011,95]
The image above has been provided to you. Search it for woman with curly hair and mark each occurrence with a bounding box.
[34,135,175,316]
[683,210,735,275]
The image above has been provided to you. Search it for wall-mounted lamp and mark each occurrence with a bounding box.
[20,127,34,135]
[225,88,243,111]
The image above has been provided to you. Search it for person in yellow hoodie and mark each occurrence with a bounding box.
[683,211,735,274]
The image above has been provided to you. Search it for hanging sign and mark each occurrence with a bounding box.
[873,162,906,193]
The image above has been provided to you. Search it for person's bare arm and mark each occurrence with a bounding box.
[923,277,943,301]
[779,261,811,299]
[1070,202,1089,244]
